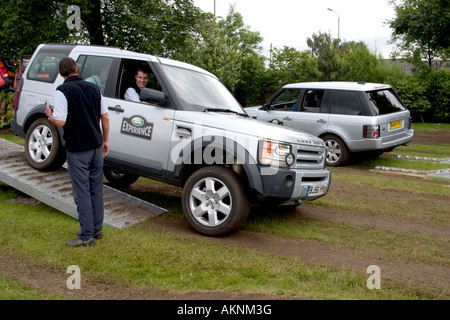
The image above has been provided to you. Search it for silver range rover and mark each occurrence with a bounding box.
[11,43,331,236]
[246,82,414,166]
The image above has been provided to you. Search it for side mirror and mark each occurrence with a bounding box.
[140,88,169,106]
[260,103,270,111]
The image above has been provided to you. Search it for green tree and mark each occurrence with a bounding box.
[0,0,69,60]
[306,31,340,80]
[233,50,267,107]
[306,32,406,84]
[218,6,266,106]
[425,69,450,120]
[387,0,450,68]
[0,0,206,60]
[101,0,205,57]
[337,41,407,84]
[389,76,430,122]
[337,41,379,82]
[178,5,266,106]
[268,46,320,86]
[0,0,267,107]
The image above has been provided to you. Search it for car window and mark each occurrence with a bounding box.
[269,89,300,110]
[331,91,362,115]
[27,52,65,83]
[118,59,162,101]
[161,63,244,113]
[77,55,113,94]
[299,89,325,113]
[366,89,406,115]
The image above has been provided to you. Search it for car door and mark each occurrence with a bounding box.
[254,88,300,127]
[104,58,175,178]
[289,89,329,137]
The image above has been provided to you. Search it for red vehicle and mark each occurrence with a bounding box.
[0,57,15,92]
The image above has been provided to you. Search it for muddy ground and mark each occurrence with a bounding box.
[0,127,449,300]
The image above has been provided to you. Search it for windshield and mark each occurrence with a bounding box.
[366,89,406,115]
[161,64,245,113]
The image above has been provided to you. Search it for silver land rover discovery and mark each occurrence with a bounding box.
[246,82,414,166]
[11,44,331,236]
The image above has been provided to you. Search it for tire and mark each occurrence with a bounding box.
[24,117,66,171]
[182,166,250,236]
[322,134,350,166]
[103,167,139,187]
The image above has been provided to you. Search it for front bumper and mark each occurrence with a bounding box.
[255,166,331,205]
[289,168,331,203]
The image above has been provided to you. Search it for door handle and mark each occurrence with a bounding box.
[176,126,192,138]
[317,119,326,123]
[108,105,124,113]
[283,117,292,121]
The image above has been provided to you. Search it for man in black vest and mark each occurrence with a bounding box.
[45,56,110,247]
[124,65,150,102]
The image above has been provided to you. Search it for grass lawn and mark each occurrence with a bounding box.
[0,124,448,300]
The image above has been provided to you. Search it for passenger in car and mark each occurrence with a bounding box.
[85,62,111,94]
[124,65,150,102]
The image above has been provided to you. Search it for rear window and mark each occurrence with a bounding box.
[27,52,66,83]
[366,89,406,115]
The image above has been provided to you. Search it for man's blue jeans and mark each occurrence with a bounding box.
[67,146,104,241]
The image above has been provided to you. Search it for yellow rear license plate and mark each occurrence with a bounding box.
[390,120,402,130]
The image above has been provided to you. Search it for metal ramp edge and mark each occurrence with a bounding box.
[0,138,166,229]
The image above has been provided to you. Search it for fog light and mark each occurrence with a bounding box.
[286,153,295,166]
[283,174,294,188]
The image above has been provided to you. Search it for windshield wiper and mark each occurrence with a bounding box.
[204,108,248,117]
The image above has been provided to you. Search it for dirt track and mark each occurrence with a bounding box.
[0,128,449,299]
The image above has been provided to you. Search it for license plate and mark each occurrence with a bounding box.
[390,120,402,130]
[306,185,327,196]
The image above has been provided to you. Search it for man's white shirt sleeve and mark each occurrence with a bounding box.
[53,90,68,121]
[100,95,107,115]
[124,87,140,102]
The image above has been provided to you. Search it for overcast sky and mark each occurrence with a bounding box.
[193,0,397,58]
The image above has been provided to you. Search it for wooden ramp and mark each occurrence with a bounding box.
[0,138,166,228]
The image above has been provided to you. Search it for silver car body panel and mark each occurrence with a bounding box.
[246,82,414,153]
[13,44,331,207]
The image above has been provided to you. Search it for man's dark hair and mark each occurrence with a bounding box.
[59,57,78,77]
[136,64,151,76]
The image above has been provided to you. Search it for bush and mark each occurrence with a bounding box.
[389,69,450,123]
[389,76,431,123]
[0,91,14,128]
[425,69,450,121]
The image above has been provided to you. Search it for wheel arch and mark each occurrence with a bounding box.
[23,104,65,143]
[172,136,264,196]
[318,131,349,148]
[320,132,351,166]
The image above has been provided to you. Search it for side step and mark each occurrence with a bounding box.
[0,138,166,229]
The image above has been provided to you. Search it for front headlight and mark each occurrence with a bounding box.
[258,139,294,167]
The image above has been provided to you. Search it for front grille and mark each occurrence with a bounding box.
[293,144,326,169]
